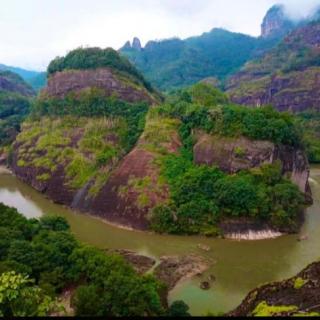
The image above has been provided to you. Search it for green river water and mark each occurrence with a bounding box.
[0,166,319,316]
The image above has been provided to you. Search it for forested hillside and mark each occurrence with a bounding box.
[0,71,34,147]
[121,29,281,91]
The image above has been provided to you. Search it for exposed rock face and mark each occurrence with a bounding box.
[154,255,209,291]
[11,148,77,206]
[42,68,157,104]
[83,148,168,230]
[110,250,156,274]
[132,37,142,51]
[229,262,320,316]
[80,127,181,230]
[12,115,181,231]
[261,5,294,38]
[228,68,320,112]
[193,133,311,199]
[228,21,320,113]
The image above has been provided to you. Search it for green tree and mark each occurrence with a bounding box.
[0,271,57,317]
[168,300,191,317]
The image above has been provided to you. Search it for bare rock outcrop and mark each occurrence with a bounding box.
[261,5,294,39]
[111,249,156,274]
[229,262,320,316]
[154,255,209,291]
[42,68,157,105]
[193,133,311,199]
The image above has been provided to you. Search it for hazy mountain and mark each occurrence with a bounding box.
[0,64,46,92]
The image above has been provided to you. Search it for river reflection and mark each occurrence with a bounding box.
[0,167,319,315]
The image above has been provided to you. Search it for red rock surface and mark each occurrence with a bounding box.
[42,68,157,104]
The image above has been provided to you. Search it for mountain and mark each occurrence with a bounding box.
[227,20,320,113]
[0,70,35,97]
[120,4,320,92]
[0,70,34,146]
[261,5,296,39]
[11,55,310,237]
[11,47,162,229]
[120,29,282,91]
[0,63,46,91]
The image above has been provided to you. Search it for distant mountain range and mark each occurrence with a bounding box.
[0,64,46,92]
[120,3,320,91]
[2,3,320,94]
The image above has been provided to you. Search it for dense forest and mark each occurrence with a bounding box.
[0,203,192,317]
[0,71,34,148]
[121,29,282,91]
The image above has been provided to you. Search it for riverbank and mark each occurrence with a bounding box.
[0,165,294,241]
[0,166,320,315]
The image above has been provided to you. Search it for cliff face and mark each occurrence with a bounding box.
[229,262,320,317]
[261,5,294,39]
[42,68,157,105]
[228,67,320,112]
[11,114,181,231]
[193,133,311,200]
[227,21,320,112]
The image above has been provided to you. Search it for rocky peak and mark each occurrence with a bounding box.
[261,4,294,38]
[120,38,142,51]
[121,40,132,50]
[132,37,142,51]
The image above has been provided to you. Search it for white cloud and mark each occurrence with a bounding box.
[0,0,318,70]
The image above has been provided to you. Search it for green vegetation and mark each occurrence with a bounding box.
[0,203,172,317]
[0,71,34,146]
[147,84,305,235]
[227,20,320,112]
[294,277,307,290]
[298,111,320,163]
[0,92,31,145]
[252,301,298,317]
[121,28,280,91]
[33,88,148,151]
[47,47,155,93]
[0,271,60,317]
[161,83,302,146]
[0,64,46,91]
[168,301,191,317]
[17,88,149,192]
[16,116,128,192]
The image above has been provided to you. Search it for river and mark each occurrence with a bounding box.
[0,166,319,316]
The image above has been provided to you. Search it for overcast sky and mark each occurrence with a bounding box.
[0,0,319,71]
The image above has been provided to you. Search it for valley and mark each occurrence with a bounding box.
[1,1,320,317]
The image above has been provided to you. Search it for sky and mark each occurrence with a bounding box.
[0,0,319,71]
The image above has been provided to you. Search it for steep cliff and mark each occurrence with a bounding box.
[194,133,310,198]
[42,68,158,105]
[229,262,320,317]
[11,48,169,230]
[227,21,320,112]
[261,5,294,39]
